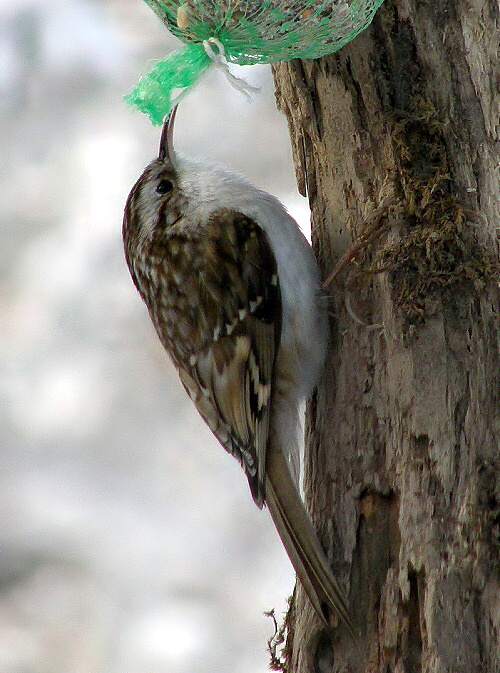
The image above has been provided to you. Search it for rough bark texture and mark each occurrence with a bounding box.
[272,1,499,671]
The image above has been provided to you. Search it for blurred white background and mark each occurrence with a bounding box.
[0,1,311,672]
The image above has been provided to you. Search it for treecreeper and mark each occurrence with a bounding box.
[123,106,354,637]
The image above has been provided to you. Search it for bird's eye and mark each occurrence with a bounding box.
[156,179,173,194]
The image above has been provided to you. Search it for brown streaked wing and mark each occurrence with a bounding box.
[177,210,281,508]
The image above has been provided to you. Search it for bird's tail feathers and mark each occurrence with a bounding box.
[265,446,354,638]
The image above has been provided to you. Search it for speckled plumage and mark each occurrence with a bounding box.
[125,201,281,505]
[123,108,353,635]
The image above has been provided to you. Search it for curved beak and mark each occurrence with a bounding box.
[159,105,178,163]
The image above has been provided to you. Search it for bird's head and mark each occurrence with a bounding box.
[123,106,267,254]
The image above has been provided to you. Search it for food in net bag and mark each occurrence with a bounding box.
[126,0,385,124]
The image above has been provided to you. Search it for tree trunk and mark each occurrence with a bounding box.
[272,1,499,671]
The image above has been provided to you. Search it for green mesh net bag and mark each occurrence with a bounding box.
[126,0,385,125]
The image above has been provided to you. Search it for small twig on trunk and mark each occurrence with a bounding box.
[322,204,396,289]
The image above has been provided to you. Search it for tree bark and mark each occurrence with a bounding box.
[272,1,499,671]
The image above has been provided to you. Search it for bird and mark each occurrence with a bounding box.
[123,106,353,635]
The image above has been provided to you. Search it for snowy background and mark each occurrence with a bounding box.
[0,1,310,671]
